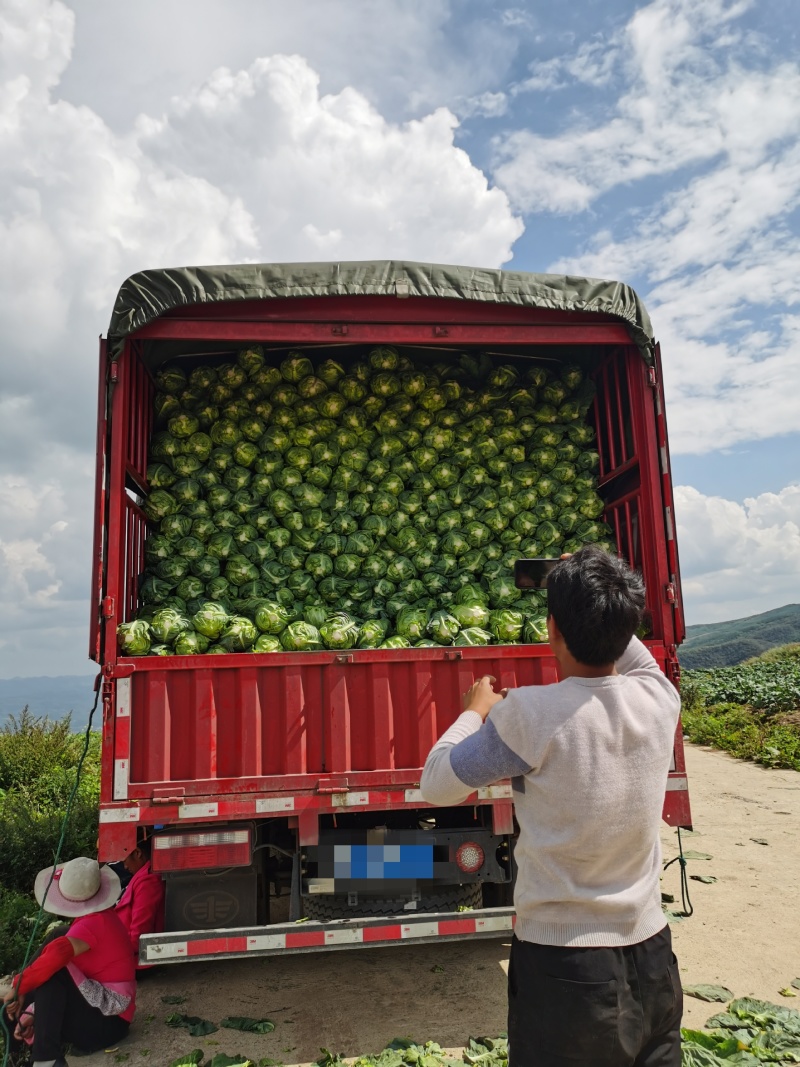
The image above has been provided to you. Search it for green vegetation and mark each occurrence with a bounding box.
[0,708,101,974]
[679,604,800,669]
[682,645,800,770]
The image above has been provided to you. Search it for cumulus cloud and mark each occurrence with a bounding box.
[675,483,800,623]
[493,0,800,456]
[0,0,523,676]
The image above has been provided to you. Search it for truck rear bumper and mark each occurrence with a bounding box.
[140,905,516,964]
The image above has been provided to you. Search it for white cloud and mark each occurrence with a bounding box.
[138,55,522,265]
[675,483,800,623]
[496,0,799,214]
[492,0,800,456]
[0,0,523,676]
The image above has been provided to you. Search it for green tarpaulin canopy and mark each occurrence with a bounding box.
[107,260,654,362]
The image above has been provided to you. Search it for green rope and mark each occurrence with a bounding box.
[0,682,102,1067]
[663,826,694,918]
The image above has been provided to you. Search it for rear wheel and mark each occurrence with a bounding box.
[303,882,483,920]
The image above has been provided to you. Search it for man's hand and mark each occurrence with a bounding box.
[462,675,505,721]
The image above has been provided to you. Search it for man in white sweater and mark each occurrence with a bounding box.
[421,547,683,1066]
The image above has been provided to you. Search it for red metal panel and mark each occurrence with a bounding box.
[159,295,629,327]
[90,339,109,662]
[135,319,633,347]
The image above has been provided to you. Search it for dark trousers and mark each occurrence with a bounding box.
[25,968,129,1061]
[508,926,682,1066]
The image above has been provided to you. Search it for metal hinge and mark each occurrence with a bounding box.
[152,787,185,804]
[433,326,449,337]
[335,653,354,664]
[331,324,349,336]
[317,778,349,795]
[443,649,462,660]
[648,366,658,388]
[665,583,676,603]
[102,596,115,618]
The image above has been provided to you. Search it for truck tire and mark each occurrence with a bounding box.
[303,882,483,920]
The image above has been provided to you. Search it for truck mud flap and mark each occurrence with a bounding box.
[140,906,516,964]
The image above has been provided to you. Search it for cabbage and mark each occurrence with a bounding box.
[205,576,232,601]
[140,575,175,604]
[280,621,323,651]
[319,576,352,603]
[379,635,411,649]
[117,619,151,656]
[301,603,328,628]
[147,610,190,640]
[320,612,359,650]
[453,627,492,646]
[334,553,362,579]
[254,600,291,634]
[173,630,210,655]
[523,615,549,644]
[156,557,189,583]
[225,556,260,586]
[192,602,230,639]
[206,532,235,559]
[426,609,460,645]
[253,634,282,653]
[452,601,490,629]
[144,489,179,522]
[357,618,390,648]
[489,609,525,643]
[395,606,430,641]
[488,576,522,609]
[218,616,257,652]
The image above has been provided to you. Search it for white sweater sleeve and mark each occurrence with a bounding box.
[420,711,482,806]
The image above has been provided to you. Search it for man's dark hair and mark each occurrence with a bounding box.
[546,546,645,666]
[137,834,153,859]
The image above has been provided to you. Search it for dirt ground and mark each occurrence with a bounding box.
[80,744,800,1067]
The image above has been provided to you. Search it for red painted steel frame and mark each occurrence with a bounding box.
[94,294,692,857]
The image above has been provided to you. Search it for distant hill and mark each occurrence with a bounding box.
[0,675,99,731]
[680,604,800,670]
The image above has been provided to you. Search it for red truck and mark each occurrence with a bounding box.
[92,261,691,965]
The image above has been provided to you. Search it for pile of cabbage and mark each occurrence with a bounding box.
[117,346,612,656]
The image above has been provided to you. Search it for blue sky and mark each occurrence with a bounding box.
[1,0,799,676]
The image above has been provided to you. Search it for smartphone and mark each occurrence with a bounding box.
[514,558,560,590]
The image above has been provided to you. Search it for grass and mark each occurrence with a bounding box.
[681,644,800,771]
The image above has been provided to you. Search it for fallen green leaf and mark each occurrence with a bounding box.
[221,1018,276,1034]
[682,851,713,861]
[749,838,769,846]
[661,892,675,904]
[431,964,445,974]
[690,875,718,884]
[165,1014,219,1037]
[792,978,800,990]
[167,1053,204,1067]
[779,987,798,998]
[162,995,189,1006]
[208,1056,252,1067]
[683,984,735,1003]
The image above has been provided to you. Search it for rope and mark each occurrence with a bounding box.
[662,826,694,918]
[0,682,102,1067]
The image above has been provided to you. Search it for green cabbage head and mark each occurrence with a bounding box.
[117,620,151,656]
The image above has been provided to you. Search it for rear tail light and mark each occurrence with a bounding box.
[455,841,485,873]
[152,828,251,872]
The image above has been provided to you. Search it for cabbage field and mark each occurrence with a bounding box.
[117,345,612,656]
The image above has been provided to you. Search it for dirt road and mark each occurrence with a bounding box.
[83,744,800,1066]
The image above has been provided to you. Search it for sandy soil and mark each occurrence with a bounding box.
[79,744,800,1067]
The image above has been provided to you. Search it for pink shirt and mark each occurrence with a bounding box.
[115,861,165,969]
[70,909,136,1021]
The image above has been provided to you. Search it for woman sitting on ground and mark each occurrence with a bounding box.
[2,856,135,1067]
[115,835,165,975]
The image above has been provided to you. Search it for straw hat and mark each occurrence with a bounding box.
[34,858,121,918]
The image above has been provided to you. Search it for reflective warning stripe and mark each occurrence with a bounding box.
[142,908,516,964]
[113,678,131,801]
